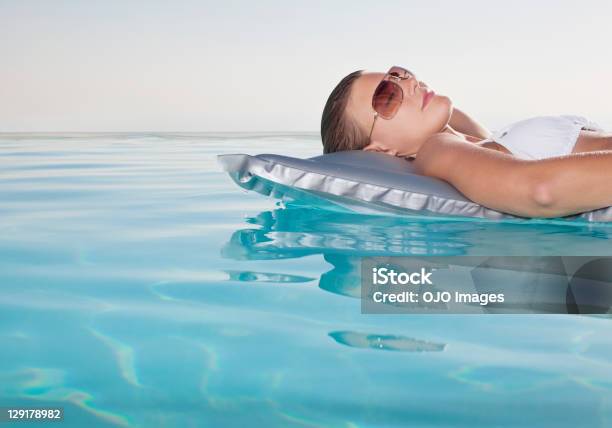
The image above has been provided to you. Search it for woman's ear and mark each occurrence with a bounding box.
[362,143,380,152]
[363,140,398,156]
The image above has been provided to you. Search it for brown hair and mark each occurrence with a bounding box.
[320,70,369,154]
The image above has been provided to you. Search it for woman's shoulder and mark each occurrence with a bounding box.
[413,133,473,174]
[414,131,515,175]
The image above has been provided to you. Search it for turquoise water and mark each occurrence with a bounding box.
[2,133,612,428]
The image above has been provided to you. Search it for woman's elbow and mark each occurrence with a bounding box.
[524,175,560,217]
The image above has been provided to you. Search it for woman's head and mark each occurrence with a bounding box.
[320,70,367,154]
[320,67,453,157]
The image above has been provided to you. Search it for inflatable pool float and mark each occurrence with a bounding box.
[218,151,612,223]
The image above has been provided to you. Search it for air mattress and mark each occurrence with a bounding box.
[218,150,612,223]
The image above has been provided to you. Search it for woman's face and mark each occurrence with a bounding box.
[346,70,453,157]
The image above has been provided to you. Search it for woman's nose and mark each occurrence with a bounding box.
[407,77,420,96]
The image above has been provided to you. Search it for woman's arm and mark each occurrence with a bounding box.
[413,133,612,218]
[448,108,492,140]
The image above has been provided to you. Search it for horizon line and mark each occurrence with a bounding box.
[0,130,320,134]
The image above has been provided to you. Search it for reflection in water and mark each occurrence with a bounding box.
[224,270,314,283]
[329,331,446,352]
[319,254,361,298]
[223,206,612,261]
[222,207,611,313]
[222,207,473,260]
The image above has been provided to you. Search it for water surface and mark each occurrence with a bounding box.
[1,133,612,427]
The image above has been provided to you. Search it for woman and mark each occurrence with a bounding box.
[320,67,612,218]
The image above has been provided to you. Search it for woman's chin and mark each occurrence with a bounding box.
[437,95,453,121]
[438,94,453,110]
[428,94,451,111]
[426,95,453,128]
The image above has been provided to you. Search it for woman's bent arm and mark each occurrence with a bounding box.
[414,133,612,218]
[528,152,612,216]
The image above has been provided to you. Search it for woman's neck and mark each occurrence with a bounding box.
[441,125,485,143]
[407,125,486,160]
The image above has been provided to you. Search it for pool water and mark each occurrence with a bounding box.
[2,133,612,427]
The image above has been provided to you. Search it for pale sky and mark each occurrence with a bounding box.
[1,0,611,132]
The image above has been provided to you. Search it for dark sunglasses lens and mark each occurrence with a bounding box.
[373,81,402,118]
[389,66,412,78]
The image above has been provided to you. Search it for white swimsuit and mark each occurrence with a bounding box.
[488,115,604,160]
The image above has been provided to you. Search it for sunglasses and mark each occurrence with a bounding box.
[368,66,417,143]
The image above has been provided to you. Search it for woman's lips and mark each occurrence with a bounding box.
[422,90,435,110]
